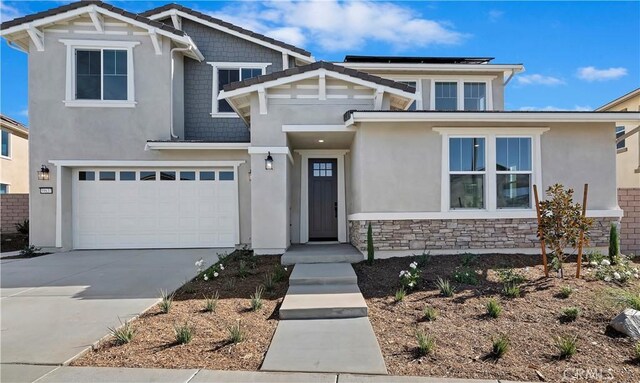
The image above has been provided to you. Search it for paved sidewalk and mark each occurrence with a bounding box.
[0,366,529,383]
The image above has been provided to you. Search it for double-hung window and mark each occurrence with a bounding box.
[1,130,9,158]
[61,40,139,107]
[209,62,270,116]
[449,137,486,209]
[431,79,493,111]
[439,128,545,213]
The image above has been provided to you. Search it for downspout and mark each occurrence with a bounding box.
[6,40,27,53]
[170,45,192,140]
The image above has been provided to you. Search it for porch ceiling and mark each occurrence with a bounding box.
[287,131,355,150]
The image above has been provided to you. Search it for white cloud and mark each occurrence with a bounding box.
[516,74,565,86]
[518,105,592,112]
[0,3,23,22]
[207,0,467,51]
[577,66,627,82]
[488,10,504,22]
[19,109,28,117]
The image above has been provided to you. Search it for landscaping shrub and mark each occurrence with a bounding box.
[486,298,502,318]
[399,262,420,290]
[615,289,640,311]
[502,283,521,298]
[158,290,174,313]
[367,222,374,265]
[436,277,454,297]
[416,330,436,356]
[584,250,606,267]
[496,268,526,285]
[263,272,275,292]
[561,307,580,322]
[228,321,245,344]
[224,278,237,290]
[108,317,135,345]
[15,219,29,236]
[595,255,639,283]
[394,287,406,302]
[416,251,431,268]
[537,184,593,278]
[491,334,509,358]
[19,245,42,257]
[554,334,578,359]
[204,291,219,313]
[250,286,264,311]
[238,260,250,278]
[423,306,438,321]
[272,264,288,283]
[559,285,574,299]
[174,322,194,344]
[609,223,620,265]
[453,267,479,285]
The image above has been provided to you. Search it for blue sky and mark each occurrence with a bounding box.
[1,1,639,126]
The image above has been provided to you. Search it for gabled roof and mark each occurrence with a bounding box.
[140,3,314,62]
[0,1,203,60]
[596,88,640,111]
[222,61,416,94]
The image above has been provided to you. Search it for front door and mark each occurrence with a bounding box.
[308,159,338,241]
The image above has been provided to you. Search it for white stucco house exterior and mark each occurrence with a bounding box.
[2,1,638,256]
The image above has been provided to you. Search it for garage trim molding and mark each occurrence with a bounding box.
[50,160,245,248]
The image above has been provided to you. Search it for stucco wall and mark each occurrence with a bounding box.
[1,194,29,234]
[0,130,29,193]
[181,19,284,142]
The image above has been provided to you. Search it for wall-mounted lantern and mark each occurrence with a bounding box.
[265,152,274,170]
[37,165,50,181]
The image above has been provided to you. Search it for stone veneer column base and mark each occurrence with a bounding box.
[349,217,615,253]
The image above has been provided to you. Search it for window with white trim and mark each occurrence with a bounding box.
[430,78,494,111]
[435,82,458,111]
[449,137,486,209]
[496,137,532,208]
[463,82,487,111]
[0,184,8,194]
[61,39,139,107]
[1,130,10,158]
[209,62,270,116]
[616,126,625,150]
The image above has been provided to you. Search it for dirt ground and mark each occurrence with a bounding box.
[354,253,640,382]
[73,252,289,371]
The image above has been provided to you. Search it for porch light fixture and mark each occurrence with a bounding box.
[265,152,274,170]
[37,165,50,181]
[318,139,325,143]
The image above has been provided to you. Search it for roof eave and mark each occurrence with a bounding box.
[337,62,525,75]
[596,88,640,111]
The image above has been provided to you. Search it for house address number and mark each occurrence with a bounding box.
[39,187,53,194]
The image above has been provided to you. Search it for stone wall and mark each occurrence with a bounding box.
[349,217,614,252]
[619,188,640,255]
[1,194,29,234]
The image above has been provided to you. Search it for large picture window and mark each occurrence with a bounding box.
[449,137,486,209]
[210,62,270,116]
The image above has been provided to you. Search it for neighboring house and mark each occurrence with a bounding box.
[1,1,638,255]
[597,88,640,254]
[0,114,29,194]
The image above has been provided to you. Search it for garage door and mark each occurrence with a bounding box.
[72,168,238,249]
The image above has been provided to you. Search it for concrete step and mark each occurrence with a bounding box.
[290,263,357,286]
[279,283,368,320]
[281,244,364,265]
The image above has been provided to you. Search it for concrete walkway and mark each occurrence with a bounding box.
[0,248,228,382]
[262,261,386,374]
[0,366,530,383]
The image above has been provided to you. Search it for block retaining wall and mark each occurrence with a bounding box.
[619,188,640,255]
[1,194,29,234]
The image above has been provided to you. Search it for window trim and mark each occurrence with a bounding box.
[435,127,548,215]
[208,62,271,117]
[448,136,487,210]
[60,39,139,108]
[1,129,10,159]
[495,136,534,209]
[429,76,495,111]
[0,183,9,194]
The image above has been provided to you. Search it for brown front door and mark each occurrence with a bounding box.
[308,159,338,241]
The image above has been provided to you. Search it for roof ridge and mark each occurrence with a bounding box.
[139,3,312,58]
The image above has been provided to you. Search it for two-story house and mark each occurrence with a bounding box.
[1,1,638,256]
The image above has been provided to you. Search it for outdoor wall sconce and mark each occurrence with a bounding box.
[265,152,274,170]
[37,165,50,181]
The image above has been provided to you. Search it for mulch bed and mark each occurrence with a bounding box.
[1,233,28,253]
[354,254,640,382]
[72,252,290,371]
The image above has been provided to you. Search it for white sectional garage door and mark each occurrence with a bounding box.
[72,168,238,249]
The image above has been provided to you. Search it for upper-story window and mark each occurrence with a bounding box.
[1,130,9,158]
[616,126,626,150]
[209,62,270,117]
[61,39,140,108]
[431,78,494,111]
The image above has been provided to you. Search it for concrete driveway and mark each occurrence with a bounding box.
[0,248,227,382]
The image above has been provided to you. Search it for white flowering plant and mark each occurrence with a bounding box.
[399,261,421,290]
[594,255,639,284]
[196,258,225,281]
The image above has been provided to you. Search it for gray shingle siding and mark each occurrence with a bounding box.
[182,19,283,141]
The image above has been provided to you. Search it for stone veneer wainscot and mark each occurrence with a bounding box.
[349,218,615,252]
